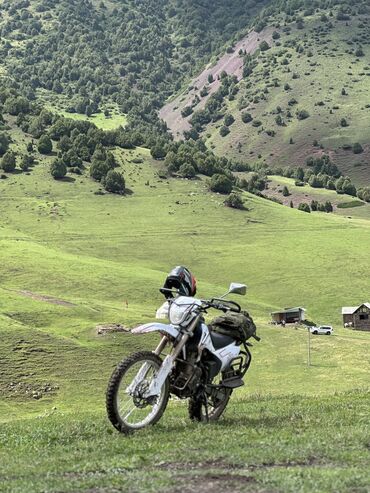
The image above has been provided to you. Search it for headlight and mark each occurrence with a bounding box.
[169,303,191,326]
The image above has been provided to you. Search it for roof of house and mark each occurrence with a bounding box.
[342,303,370,315]
[271,307,306,315]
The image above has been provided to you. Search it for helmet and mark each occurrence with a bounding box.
[161,266,197,298]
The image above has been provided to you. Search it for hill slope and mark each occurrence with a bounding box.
[162,5,370,185]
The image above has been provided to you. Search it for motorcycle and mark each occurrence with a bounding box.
[106,282,259,434]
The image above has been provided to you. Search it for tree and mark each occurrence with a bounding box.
[219,126,230,137]
[296,109,310,120]
[310,200,318,211]
[241,112,253,123]
[275,115,284,126]
[178,163,196,179]
[151,144,166,160]
[0,133,9,156]
[355,46,364,57]
[20,154,34,171]
[342,180,357,196]
[1,151,16,172]
[296,167,304,181]
[50,158,67,179]
[209,174,233,194]
[259,41,270,52]
[208,74,214,84]
[324,201,333,213]
[298,203,311,213]
[282,186,290,197]
[224,114,235,127]
[38,135,53,154]
[340,118,348,127]
[103,170,125,194]
[225,192,244,209]
[352,143,363,154]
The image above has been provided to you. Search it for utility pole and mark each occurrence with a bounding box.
[307,326,311,367]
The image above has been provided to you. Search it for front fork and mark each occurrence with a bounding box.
[145,315,200,397]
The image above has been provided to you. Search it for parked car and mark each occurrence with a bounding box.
[310,325,333,335]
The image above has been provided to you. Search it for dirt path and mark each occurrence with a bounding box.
[159,27,274,139]
[18,290,76,307]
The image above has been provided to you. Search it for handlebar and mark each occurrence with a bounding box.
[202,298,241,313]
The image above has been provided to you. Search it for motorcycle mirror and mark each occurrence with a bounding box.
[228,283,247,296]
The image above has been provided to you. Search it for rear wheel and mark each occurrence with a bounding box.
[189,383,232,422]
[327,331,331,335]
[106,351,169,434]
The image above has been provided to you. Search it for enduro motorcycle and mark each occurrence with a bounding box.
[106,282,259,434]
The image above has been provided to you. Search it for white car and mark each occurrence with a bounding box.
[310,325,333,335]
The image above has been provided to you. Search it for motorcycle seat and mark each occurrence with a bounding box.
[210,331,235,350]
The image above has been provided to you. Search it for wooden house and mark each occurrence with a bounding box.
[271,307,306,324]
[342,303,370,331]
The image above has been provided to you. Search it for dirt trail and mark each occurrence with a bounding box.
[18,290,76,307]
[159,27,274,139]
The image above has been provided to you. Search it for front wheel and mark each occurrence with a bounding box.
[106,351,169,434]
[189,385,232,423]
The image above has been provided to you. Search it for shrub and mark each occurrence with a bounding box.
[224,114,235,127]
[259,41,270,52]
[209,174,233,194]
[20,154,34,171]
[151,144,166,160]
[340,118,348,127]
[219,126,230,137]
[1,151,16,172]
[0,133,9,156]
[296,109,310,120]
[38,135,53,154]
[352,142,363,154]
[103,170,125,194]
[342,180,357,196]
[241,112,253,123]
[178,163,196,179]
[282,186,290,196]
[50,158,67,179]
[298,203,311,213]
[252,120,262,127]
[225,192,244,209]
[275,115,284,126]
[181,106,193,118]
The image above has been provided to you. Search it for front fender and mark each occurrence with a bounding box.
[131,322,179,339]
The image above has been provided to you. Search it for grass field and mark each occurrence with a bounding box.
[1,145,369,492]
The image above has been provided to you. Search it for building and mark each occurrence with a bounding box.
[342,303,370,331]
[271,307,306,325]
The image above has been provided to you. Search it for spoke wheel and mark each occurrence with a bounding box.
[106,351,169,434]
[189,380,232,423]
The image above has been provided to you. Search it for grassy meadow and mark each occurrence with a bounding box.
[1,143,370,491]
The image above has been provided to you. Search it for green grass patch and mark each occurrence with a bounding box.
[337,200,365,209]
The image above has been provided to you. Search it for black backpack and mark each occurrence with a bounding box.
[208,310,257,344]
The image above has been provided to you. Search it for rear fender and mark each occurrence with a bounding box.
[131,322,179,339]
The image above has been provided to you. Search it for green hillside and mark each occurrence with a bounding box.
[1,133,370,491]
[163,4,370,186]
[1,1,370,492]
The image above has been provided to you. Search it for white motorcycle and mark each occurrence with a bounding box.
[106,283,259,434]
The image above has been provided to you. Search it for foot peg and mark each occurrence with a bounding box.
[221,377,244,389]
